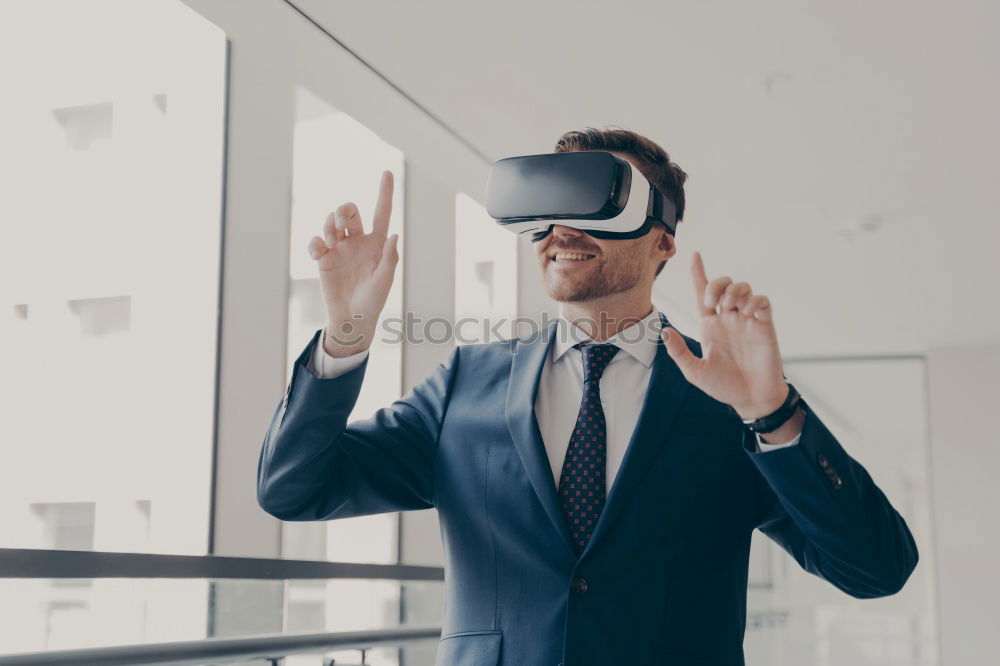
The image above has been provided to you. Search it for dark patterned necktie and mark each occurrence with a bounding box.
[558,342,619,557]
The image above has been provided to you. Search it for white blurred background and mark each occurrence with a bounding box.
[1,1,996,664]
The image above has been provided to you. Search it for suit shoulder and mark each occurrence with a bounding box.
[451,336,519,364]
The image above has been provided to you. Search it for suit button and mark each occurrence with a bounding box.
[831,475,843,489]
[817,453,828,468]
[570,577,589,595]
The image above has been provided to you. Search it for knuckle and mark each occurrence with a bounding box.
[713,276,733,288]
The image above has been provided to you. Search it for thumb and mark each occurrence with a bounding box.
[661,326,701,380]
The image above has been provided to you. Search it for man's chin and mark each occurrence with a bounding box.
[544,278,599,303]
[541,260,631,301]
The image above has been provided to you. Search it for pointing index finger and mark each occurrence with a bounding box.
[691,251,713,316]
[371,170,393,238]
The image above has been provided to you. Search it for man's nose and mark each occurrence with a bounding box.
[551,224,584,238]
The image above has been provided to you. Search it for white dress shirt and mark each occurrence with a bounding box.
[308,309,799,496]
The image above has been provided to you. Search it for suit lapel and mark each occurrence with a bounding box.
[505,312,695,561]
[581,312,691,558]
[504,319,577,558]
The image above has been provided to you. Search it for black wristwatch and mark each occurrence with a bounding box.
[740,381,801,434]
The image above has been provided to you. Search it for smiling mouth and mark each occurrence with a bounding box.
[549,252,597,262]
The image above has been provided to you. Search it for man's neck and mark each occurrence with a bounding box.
[558,292,655,342]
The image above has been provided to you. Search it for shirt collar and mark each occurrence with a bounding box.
[552,307,662,368]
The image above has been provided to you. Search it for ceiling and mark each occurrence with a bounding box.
[293,0,998,357]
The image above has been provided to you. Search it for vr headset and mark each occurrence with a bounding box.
[485,150,677,242]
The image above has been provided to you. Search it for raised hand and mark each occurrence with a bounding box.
[308,170,400,358]
[660,251,790,419]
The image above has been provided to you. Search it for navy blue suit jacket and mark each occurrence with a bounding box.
[257,314,918,666]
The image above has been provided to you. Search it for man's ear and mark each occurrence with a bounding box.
[656,227,677,261]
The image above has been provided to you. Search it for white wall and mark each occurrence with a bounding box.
[927,346,1000,665]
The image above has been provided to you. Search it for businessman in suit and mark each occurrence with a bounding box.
[257,133,918,666]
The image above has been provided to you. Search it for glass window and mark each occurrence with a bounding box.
[0,0,227,655]
[745,358,938,665]
[0,0,227,556]
[454,192,517,344]
[0,577,212,655]
[0,576,440,662]
[283,85,407,666]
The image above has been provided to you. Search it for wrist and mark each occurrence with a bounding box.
[757,407,805,444]
[737,382,802,435]
[323,320,372,358]
[734,383,791,421]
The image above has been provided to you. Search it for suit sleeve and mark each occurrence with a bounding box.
[308,326,370,378]
[746,397,919,598]
[257,328,460,521]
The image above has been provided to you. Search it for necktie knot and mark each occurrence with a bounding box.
[575,342,619,384]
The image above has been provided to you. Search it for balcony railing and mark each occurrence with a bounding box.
[0,626,442,666]
[0,548,444,582]
[0,547,444,665]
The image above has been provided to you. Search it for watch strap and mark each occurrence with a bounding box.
[740,382,801,434]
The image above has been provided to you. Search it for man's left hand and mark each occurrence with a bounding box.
[661,251,790,420]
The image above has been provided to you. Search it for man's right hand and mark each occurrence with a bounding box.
[308,170,400,358]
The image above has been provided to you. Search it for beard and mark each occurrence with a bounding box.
[544,250,646,302]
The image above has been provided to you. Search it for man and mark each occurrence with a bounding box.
[257,128,918,666]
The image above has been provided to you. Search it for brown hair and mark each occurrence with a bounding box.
[553,126,687,276]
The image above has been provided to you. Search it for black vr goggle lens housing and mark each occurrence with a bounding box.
[485,151,677,242]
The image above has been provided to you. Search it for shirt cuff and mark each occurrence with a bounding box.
[307,327,370,379]
[755,431,802,453]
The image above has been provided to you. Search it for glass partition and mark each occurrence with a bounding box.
[282,84,409,664]
[0,0,227,556]
[0,576,442,664]
[283,83,405,563]
[454,192,517,343]
[745,358,937,665]
[0,1,227,657]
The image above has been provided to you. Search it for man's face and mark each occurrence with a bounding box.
[534,152,672,303]
[535,224,651,302]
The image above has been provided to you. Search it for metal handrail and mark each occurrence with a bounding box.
[0,548,444,581]
[0,626,443,666]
